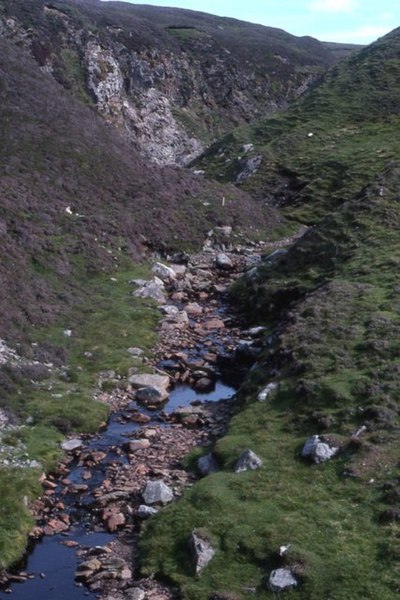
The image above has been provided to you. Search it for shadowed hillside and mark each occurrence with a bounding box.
[0,35,270,345]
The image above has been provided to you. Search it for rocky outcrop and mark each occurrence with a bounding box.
[0,0,345,166]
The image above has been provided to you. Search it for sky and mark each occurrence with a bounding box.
[109,0,400,44]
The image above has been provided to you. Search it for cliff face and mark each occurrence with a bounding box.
[0,0,347,166]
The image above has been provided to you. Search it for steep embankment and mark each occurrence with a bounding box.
[0,0,354,165]
[0,35,271,346]
[140,29,400,599]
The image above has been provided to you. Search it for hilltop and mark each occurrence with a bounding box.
[0,0,357,165]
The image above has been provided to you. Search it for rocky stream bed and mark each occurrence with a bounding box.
[0,231,291,600]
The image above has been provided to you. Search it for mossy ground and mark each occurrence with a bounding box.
[140,399,400,599]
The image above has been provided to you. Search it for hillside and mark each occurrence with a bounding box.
[194,26,400,222]
[0,34,272,345]
[0,0,353,165]
[139,28,400,599]
[0,30,277,566]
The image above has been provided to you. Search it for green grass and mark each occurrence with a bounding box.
[166,26,208,41]
[8,259,159,434]
[0,258,160,569]
[0,468,41,570]
[139,31,400,598]
[195,29,400,227]
[140,401,399,599]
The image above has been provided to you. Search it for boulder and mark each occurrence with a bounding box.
[61,438,83,452]
[151,262,177,282]
[124,439,151,452]
[198,453,219,476]
[234,449,263,473]
[133,279,166,304]
[258,382,278,402]
[267,568,298,592]
[301,435,338,464]
[215,253,234,270]
[129,373,170,393]
[142,480,173,505]
[193,377,214,392]
[190,530,215,574]
[135,386,168,407]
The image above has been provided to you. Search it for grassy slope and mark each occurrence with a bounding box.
[140,30,400,599]
[0,35,270,344]
[0,258,162,569]
[195,27,400,222]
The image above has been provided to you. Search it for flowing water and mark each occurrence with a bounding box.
[1,380,236,599]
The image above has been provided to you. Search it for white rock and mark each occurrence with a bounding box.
[133,281,166,304]
[301,435,338,464]
[268,568,298,592]
[137,505,159,518]
[258,382,278,401]
[190,531,215,574]
[61,438,83,452]
[151,262,177,282]
[215,253,233,270]
[128,373,170,393]
[142,480,173,505]
[234,449,263,473]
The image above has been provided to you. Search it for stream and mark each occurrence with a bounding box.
[0,242,265,600]
[1,381,236,600]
